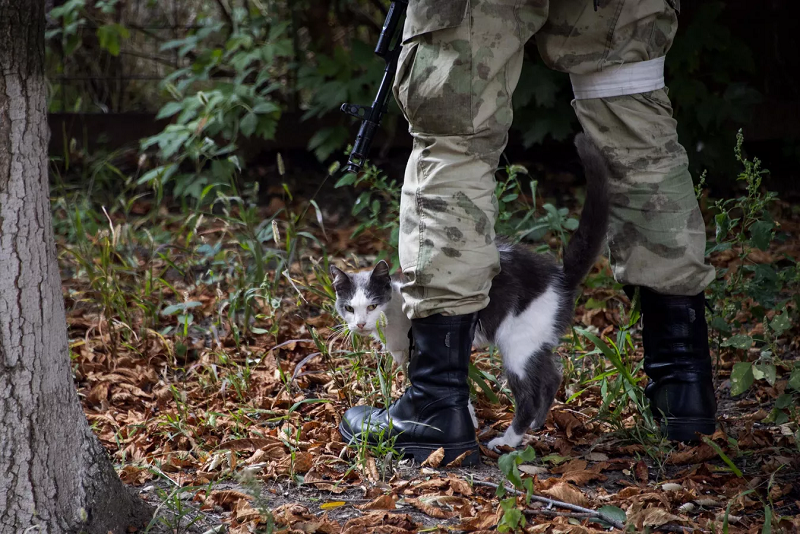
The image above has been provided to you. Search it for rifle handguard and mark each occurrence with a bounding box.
[341,0,408,174]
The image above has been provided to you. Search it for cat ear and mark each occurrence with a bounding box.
[329,265,351,293]
[370,260,391,283]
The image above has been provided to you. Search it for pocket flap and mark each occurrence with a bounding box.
[403,0,469,42]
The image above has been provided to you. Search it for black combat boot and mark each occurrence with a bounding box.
[639,287,717,441]
[339,313,480,466]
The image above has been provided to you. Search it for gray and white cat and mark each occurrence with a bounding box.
[331,134,610,451]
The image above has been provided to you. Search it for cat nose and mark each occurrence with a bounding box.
[356,322,366,329]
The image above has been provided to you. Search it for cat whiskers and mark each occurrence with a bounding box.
[326,324,354,350]
[328,324,348,335]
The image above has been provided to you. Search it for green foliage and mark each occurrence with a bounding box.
[300,42,387,160]
[495,446,536,532]
[140,7,292,203]
[497,497,526,533]
[496,446,537,498]
[511,59,577,147]
[492,163,581,257]
[47,0,128,57]
[702,131,799,408]
[46,0,133,111]
[598,506,627,528]
[702,436,743,477]
[46,0,89,56]
[571,294,662,446]
[335,164,401,268]
[96,22,130,57]
[144,482,205,533]
[46,0,766,179]
[337,158,582,273]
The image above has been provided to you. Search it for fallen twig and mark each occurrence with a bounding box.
[472,479,626,530]
[525,509,594,520]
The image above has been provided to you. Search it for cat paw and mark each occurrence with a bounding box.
[468,400,479,429]
[487,428,524,452]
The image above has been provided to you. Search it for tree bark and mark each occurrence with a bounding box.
[0,2,153,533]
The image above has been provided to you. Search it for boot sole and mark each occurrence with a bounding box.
[659,417,716,442]
[339,423,481,467]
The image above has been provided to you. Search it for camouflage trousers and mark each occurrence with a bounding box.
[393,0,716,319]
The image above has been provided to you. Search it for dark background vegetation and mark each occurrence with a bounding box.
[46,0,800,199]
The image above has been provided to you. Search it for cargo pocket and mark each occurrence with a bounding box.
[402,0,470,43]
[393,0,474,136]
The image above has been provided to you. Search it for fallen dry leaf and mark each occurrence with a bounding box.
[365,456,380,482]
[272,503,315,524]
[421,447,445,468]
[277,451,313,474]
[410,494,476,520]
[560,469,606,486]
[205,489,252,510]
[218,437,285,451]
[292,519,340,534]
[342,512,418,534]
[446,476,474,496]
[541,482,590,508]
[446,449,474,468]
[519,464,549,476]
[458,509,498,531]
[631,506,681,528]
[552,459,587,474]
[117,464,155,485]
[668,444,717,465]
[358,494,396,510]
[233,498,261,523]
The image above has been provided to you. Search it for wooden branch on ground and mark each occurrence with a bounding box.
[472,479,626,530]
[527,509,594,520]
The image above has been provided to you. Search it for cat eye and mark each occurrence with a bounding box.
[345,305,354,313]
[367,304,377,311]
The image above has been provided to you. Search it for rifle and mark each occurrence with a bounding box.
[340,0,408,174]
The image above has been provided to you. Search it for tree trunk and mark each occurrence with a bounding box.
[0,2,153,533]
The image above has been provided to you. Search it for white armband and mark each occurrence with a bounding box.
[570,56,666,100]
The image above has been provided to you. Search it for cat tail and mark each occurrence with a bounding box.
[561,133,611,290]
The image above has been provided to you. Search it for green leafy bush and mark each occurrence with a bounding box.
[47,0,129,57]
[46,1,764,180]
[701,131,799,424]
[140,7,292,202]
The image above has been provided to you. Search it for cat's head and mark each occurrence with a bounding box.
[330,260,393,335]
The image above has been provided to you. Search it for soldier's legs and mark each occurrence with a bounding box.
[394,0,549,319]
[339,0,550,462]
[538,0,716,440]
[538,0,714,295]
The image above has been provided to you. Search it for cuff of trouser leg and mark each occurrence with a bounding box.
[405,299,489,321]
[570,57,665,100]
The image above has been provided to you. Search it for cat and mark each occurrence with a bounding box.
[330,134,610,451]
